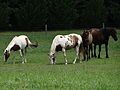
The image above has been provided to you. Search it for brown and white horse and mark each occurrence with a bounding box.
[4,35,38,64]
[48,34,82,64]
[89,27,118,58]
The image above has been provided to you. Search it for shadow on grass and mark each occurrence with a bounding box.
[47,62,73,65]
[47,59,85,65]
[7,61,23,64]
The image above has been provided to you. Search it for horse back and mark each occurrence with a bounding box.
[90,29,106,44]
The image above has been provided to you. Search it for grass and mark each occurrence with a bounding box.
[0,30,120,90]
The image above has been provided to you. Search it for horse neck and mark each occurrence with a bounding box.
[6,37,17,52]
[5,47,11,54]
[50,41,57,56]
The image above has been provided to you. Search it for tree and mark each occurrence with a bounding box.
[0,3,10,29]
[79,0,106,28]
[14,0,47,30]
[105,0,120,27]
[47,0,78,29]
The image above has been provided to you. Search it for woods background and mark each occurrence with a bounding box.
[0,0,120,31]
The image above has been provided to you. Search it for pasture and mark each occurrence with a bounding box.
[0,30,120,90]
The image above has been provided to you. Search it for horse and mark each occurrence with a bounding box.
[4,35,38,64]
[89,27,118,58]
[48,34,82,65]
[81,30,93,60]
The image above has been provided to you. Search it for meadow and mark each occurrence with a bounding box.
[0,30,120,90]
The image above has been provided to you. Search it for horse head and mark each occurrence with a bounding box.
[82,30,90,46]
[4,50,10,62]
[48,53,56,64]
[110,28,118,41]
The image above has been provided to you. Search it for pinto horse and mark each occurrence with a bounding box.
[48,34,82,64]
[89,27,118,58]
[4,35,38,63]
[81,30,93,60]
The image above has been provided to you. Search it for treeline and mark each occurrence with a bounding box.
[0,0,120,31]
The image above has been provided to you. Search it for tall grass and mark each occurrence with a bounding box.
[0,30,120,90]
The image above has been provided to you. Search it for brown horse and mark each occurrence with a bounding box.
[81,30,93,60]
[89,27,118,58]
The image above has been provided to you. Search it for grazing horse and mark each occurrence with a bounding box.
[89,27,118,58]
[81,30,93,60]
[4,35,38,63]
[48,34,82,64]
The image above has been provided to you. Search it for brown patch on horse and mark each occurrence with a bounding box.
[73,35,79,47]
[56,35,79,51]
[60,36,63,38]
[60,35,65,38]
[25,38,29,47]
[56,44,62,52]
[66,35,78,49]
[10,44,20,51]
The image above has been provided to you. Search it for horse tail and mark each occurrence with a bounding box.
[25,38,38,48]
[29,41,38,48]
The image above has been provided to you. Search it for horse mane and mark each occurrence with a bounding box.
[101,27,116,38]
[101,28,111,39]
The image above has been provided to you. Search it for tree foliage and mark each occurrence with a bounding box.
[0,3,10,28]
[0,0,120,31]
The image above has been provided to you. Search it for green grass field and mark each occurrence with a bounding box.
[0,30,120,90]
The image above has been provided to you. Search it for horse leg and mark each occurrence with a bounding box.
[88,45,90,59]
[73,46,79,64]
[98,44,101,58]
[84,47,88,61]
[62,48,67,65]
[84,50,86,61]
[105,43,109,58]
[24,48,27,63]
[94,44,97,58]
[12,52,16,64]
[89,44,93,58]
[19,49,25,64]
[86,47,89,61]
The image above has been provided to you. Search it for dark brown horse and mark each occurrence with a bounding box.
[89,27,118,58]
[81,30,93,60]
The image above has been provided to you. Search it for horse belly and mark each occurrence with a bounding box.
[92,35,105,45]
[93,40,105,45]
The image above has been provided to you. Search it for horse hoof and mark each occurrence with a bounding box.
[106,56,109,58]
[80,61,82,63]
[22,62,25,64]
[98,56,100,58]
[73,62,75,64]
[65,63,67,65]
